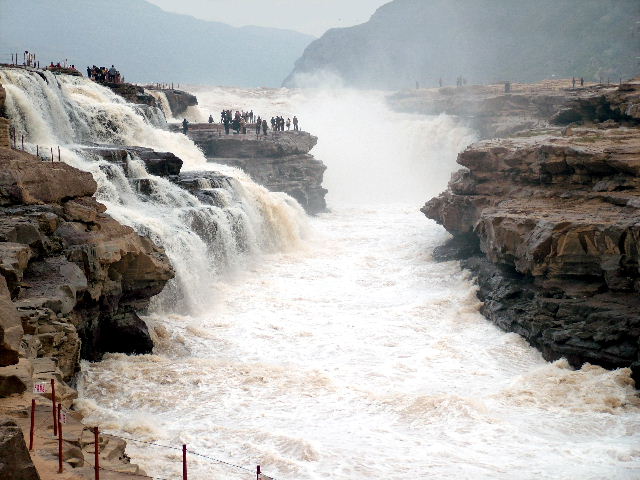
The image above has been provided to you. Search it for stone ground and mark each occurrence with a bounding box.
[1,395,151,480]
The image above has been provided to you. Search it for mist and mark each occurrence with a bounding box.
[285,0,640,89]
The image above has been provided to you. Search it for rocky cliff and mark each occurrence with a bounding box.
[284,0,639,89]
[0,144,174,476]
[146,88,198,118]
[388,80,630,139]
[186,126,327,214]
[424,80,640,383]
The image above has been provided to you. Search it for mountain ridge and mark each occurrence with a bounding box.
[284,0,640,89]
[0,0,314,87]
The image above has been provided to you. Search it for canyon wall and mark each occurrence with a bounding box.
[423,80,640,383]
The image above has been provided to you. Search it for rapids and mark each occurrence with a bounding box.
[1,69,638,479]
[78,86,640,480]
[0,68,307,315]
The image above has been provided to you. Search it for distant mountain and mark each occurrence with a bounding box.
[0,0,314,87]
[284,0,640,89]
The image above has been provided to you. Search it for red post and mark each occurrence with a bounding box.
[57,404,63,473]
[256,465,261,480]
[29,399,35,450]
[50,147,53,163]
[182,444,187,480]
[94,426,100,480]
[57,146,60,162]
[36,145,39,157]
[21,135,24,150]
[50,379,57,436]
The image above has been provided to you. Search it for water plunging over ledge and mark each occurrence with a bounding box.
[2,71,638,479]
[77,86,639,479]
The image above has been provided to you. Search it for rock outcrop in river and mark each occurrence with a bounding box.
[423,79,640,383]
[185,125,327,214]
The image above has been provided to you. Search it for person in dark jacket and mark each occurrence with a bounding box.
[262,119,268,135]
[293,116,299,131]
[182,118,189,134]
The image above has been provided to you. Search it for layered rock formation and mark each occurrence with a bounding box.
[424,80,640,383]
[82,146,183,177]
[186,126,327,214]
[0,144,174,476]
[389,80,631,139]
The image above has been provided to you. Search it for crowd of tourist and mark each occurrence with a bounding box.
[86,65,122,83]
[45,62,79,73]
[210,109,300,136]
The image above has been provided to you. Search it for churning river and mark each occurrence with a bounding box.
[80,86,640,480]
[3,70,637,480]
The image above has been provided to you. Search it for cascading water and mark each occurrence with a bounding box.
[0,68,307,315]
[147,90,175,122]
[3,69,639,479]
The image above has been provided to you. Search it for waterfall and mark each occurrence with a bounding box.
[147,90,175,122]
[0,67,308,315]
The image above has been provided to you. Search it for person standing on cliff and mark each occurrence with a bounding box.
[262,119,268,135]
[182,118,189,135]
[580,77,584,87]
[108,65,117,83]
[286,118,291,130]
[256,116,262,136]
[293,116,299,131]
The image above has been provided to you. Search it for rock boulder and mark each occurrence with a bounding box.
[0,417,40,480]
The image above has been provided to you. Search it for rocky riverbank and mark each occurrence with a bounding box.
[422,79,640,383]
[0,78,175,477]
[184,125,327,214]
[389,79,624,139]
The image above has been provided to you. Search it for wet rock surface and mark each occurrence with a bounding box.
[0,148,174,365]
[147,88,197,117]
[185,126,327,214]
[82,146,183,177]
[0,146,172,477]
[424,80,640,383]
[105,82,157,107]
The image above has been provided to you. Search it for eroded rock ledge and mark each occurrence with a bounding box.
[389,79,635,139]
[0,146,173,478]
[423,80,640,383]
[185,126,327,214]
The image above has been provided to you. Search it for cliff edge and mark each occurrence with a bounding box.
[185,125,328,215]
[423,80,640,383]
[0,145,173,477]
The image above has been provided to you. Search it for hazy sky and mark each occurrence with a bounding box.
[145,0,390,37]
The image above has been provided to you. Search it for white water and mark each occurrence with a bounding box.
[3,71,638,479]
[77,86,640,479]
[0,68,307,315]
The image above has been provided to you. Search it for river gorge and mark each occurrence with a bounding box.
[0,71,638,480]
